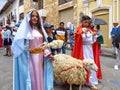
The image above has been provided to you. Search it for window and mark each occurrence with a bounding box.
[59,0,72,5]
[19,0,23,6]
[19,13,24,20]
[6,15,11,25]
[38,0,43,9]
[97,0,102,7]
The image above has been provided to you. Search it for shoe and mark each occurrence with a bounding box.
[90,85,98,90]
[114,65,118,70]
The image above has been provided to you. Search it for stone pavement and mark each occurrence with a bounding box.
[0,48,13,90]
[0,47,120,90]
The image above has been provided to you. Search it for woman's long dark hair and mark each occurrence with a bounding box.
[29,10,45,41]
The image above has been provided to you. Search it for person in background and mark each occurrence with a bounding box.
[112,25,120,70]
[66,22,74,50]
[44,23,56,55]
[110,21,119,57]
[72,15,99,90]
[11,9,54,90]
[12,26,18,39]
[54,22,67,54]
[3,25,12,56]
[0,27,2,47]
[96,25,104,54]
[51,25,55,34]
[43,22,55,90]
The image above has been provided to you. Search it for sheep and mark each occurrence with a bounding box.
[53,54,98,90]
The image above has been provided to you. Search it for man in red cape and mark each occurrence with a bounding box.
[72,25,102,80]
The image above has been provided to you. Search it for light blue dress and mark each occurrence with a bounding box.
[13,40,31,90]
[44,57,54,90]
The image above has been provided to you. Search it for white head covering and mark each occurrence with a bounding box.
[11,10,48,58]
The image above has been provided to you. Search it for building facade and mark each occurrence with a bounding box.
[0,0,19,26]
[0,0,120,47]
[43,0,120,47]
[79,0,120,47]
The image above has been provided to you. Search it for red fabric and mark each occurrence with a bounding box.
[92,38,102,80]
[72,26,84,60]
[0,32,2,47]
[86,70,90,83]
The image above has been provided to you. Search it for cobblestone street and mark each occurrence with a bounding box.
[0,47,120,90]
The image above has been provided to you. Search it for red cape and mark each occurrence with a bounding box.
[72,26,102,80]
[0,32,2,47]
[72,26,84,60]
[92,34,102,80]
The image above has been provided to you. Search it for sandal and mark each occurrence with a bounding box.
[90,85,98,90]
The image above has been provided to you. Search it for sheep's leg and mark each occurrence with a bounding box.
[70,84,72,90]
[79,85,81,90]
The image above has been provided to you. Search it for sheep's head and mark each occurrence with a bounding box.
[83,59,98,72]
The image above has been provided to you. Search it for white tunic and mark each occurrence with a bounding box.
[82,33,98,86]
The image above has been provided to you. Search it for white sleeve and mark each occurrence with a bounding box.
[82,33,98,44]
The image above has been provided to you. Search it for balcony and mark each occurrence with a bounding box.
[0,0,15,14]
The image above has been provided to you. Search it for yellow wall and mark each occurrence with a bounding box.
[102,0,113,5]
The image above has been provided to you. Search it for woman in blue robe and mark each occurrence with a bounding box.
[12,10,54,90]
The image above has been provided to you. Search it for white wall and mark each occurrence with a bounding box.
[0,0,19,26]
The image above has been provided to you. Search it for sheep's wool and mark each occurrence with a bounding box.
[53,54,87,85]
[43,40,64,49]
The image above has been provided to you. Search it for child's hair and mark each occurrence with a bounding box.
[81,15,91,22]
[96,25,100,29]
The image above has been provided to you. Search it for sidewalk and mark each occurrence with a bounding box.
[101,47,116,58]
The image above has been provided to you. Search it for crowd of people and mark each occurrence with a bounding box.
[0,24,19,56]
[0,9,119,90]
